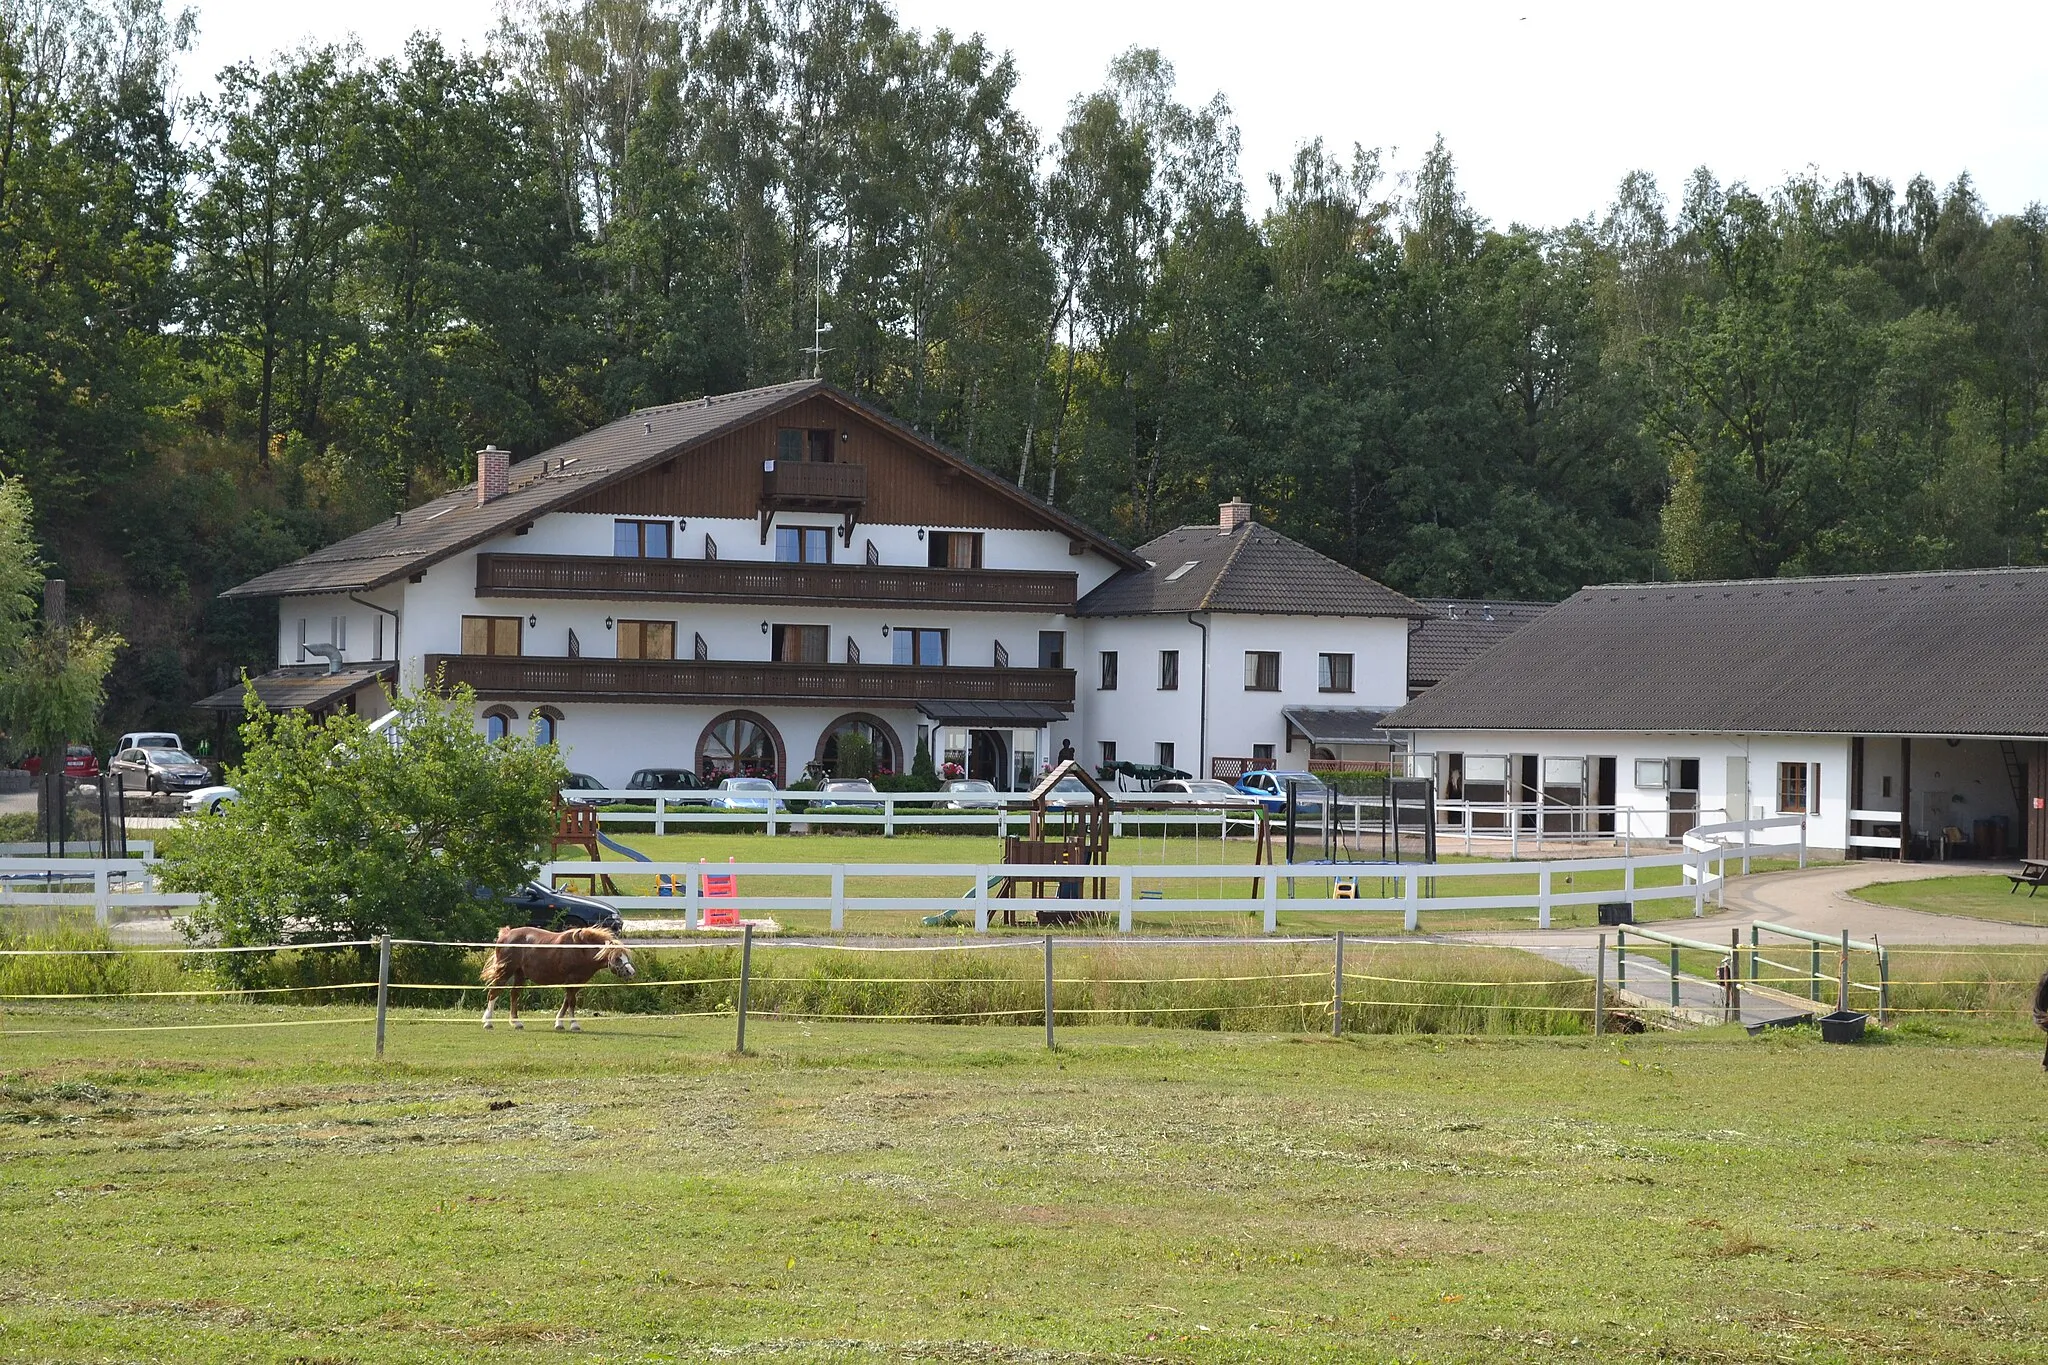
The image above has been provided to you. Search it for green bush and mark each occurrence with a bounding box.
[911,734,939,788]
[834,731,876,780]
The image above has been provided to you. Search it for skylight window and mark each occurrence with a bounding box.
[1164,560,1200,581]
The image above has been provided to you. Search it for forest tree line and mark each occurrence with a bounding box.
[3,0,2046,733]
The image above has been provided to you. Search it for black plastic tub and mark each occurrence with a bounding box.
[1819,1009,1868,1043]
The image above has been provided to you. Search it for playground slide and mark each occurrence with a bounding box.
[594,831,651,862]
[921,874,1007,926]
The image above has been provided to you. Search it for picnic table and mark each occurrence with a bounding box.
[2007,860,2048,896]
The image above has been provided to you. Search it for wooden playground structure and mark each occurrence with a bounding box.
[990,761,1279,926]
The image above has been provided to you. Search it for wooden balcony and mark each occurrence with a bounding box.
[427,654,1076,709]
[475,554,1077,612]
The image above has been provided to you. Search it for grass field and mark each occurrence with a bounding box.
[593,831,1755,934]
[1854,873,2048,927]
[4,1017,2048,1362]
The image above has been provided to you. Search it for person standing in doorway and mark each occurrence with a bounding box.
[1057,738,1075,765]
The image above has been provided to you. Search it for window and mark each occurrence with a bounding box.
[771,624,828,664]
[460,615,522,656]
[777,427,836,463]
[1543,757,1587,786]
[1634,758,1668,789]
[700,711,779,782]
[927,531,983,569]
[531,708,560,746]
[617,620,676,660]
[1318,653,1354,693]
[1158,649,1180,690]
[483,707,516,742]
[1468,755,1511,783]
[1038,631,1065,670]
[613,519,671,558]
[890,627,947,666]
[1252,743,1275,765]
[820,715,900,776]
[1156,742,1176,769]
[1099,651,1118,690]
[775,526,832,563]
[1100,741,1117,766]
[1244,651,1280,691]
[1778,762,1813,814]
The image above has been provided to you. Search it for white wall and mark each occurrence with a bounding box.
[275,587,403,669]
[1403,728,1851,850]
[1071,617,1206,773]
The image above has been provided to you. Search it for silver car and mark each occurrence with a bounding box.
[108,746,211,793]
[941,778,999,809]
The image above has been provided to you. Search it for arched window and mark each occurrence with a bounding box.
[698,710,782,783]
[482,706,516,742]
[816,713,902,778]
[531,706,563,747]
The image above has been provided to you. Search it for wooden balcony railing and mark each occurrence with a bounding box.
[475,554,1077,612]
[427,654,1076,708]
[762,460,866,506]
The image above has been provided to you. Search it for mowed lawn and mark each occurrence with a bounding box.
[1855,873,2048,927]
[597,830,1727,934]
[4,1016,2048,1362]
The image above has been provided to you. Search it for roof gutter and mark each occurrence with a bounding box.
[1186,611,1209,779]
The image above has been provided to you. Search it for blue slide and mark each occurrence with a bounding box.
[595,831,650,862]
[922,875,1007,926]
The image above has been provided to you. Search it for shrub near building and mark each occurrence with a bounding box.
[160,683,566,953]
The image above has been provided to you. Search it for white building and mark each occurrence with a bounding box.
[208,383,1435,789]
[1382,569,2048,860]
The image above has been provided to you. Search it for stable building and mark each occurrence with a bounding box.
[1382,567,2048,859]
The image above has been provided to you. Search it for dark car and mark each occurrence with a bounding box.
[108,746,211,793]
[625,768,710,804]
[499,881,624,935]
[559,772,609,804]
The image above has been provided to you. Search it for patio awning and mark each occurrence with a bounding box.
[918,700,1069,726]
[194,664,396,714]
[1281,705,1394,745]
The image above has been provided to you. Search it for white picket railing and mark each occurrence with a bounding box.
[0,814,1805,933]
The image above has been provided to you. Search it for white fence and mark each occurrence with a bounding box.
[0,814,1804,933]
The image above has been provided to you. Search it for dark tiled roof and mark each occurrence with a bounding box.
[1075,523,1428,619]
[1383,567,2048,738]
[1281,706,1394,744]
[226,381,1141,598]
[1407,598,1554,690]
[193,664,396,713]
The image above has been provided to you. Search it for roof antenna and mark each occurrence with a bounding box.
[800,232,833,378]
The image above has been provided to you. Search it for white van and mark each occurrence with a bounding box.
[117,731,183,754]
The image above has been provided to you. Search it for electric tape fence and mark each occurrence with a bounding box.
[1,931,2044,1047]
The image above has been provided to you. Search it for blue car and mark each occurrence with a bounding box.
[1234,770,1325,813]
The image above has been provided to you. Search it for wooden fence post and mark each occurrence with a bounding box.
[735,923,753,1054]
[1594,932,1606,1038]
[374,933,391,1059]
[1331,931,1345,1037]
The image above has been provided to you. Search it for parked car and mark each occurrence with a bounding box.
[1153,778,1255,804]
[116,731,183,754]
[713,776,781,812]
[1042,776,1102,809]
[558,772,609,804]
[498,880,624,935]
[625,768,711,805]
[941,778,999,809]
[22,745,101,780]
[810,778,881,810]
[1234,770,1325,813]
[183,785,240,816]
[107,746,212,793]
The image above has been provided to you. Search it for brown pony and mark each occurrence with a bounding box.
[479,926,636,1032]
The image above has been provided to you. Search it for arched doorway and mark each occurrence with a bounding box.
[697,710,783,784]
[816,713,903,778]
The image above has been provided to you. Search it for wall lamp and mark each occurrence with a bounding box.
[881,624,891,636]
[604,617,614,630]
[760,621,770,634]
[527,614,537,628]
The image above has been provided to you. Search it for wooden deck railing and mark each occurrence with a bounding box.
[474,554,1076,611]
[427,653,1076,708]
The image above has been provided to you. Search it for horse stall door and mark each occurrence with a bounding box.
[1595,757,1617,834]
[1667,757,1701,839]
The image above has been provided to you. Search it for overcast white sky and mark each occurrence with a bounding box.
[176,0,2048,227]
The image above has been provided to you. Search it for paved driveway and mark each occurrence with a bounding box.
[1452,859,2048,949]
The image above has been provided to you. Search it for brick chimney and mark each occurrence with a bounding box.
[1219,498,1253,533]
[476,446,510,505]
